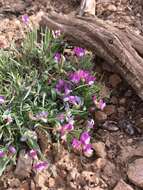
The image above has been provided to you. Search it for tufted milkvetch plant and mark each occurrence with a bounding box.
[0,25,106,174]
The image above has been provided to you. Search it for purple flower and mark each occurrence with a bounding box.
[35,111,48,122]
[80,132,91,145]
[73,47,85,57]
[9,146,16,154]
[93,96,106,110]
[98,99,106,110]
[85,75,96,85]
[69,70,95,85]
[34,161,48,171]
[93,96,97,104]
[29,149,37,159]
[68,71,80,84]
[54,53,61,63]
[61,133,67,141]
[63,95,82,106]
[22,15,29,24]
[36,111,48,118]
[87,119,94,129]
[52,30,61,39]
[69,70,88,84]
[72,138,81,150]
[0,150,5,158]
[0,96,5,104]
[60,123,74,135]
[60,123,74,141]
[83,144,93,157]
[55,80,71,95]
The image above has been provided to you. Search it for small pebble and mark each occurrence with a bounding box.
[102,121,119,132]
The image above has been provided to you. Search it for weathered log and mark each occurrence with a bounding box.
[40,12,143,100]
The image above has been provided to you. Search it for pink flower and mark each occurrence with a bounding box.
[63,96,82,106]
[83,144,93,157]
[73,47,85,57]
[60,123,74,135]
[29,149,37,159]
[9,146,16,154]
[93,95,97,104]
[0,96,5,104]
[22,15,29,24]
[55,80,72,95]
[61,133,67,141]
[0,150,5,158]
[72,138,81,150]
[32,111,48,123]
[87,119,94,129]
[69,70,95,85]
[80,132,91,145]
[85,75,96,85]
[98,99,106,110]
[54,53,61,63]
[34,161,48,171]
[52,30,61,38]
[93,96,106,110]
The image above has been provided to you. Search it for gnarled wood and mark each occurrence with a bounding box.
[40,12,143,100]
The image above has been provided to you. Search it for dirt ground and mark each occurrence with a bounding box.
[0,0,143,190]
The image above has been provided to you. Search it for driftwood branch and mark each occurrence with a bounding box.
[40,12,143,100]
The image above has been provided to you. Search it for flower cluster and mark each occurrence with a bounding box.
[29,111,48,123]
[33,161,48,171]
[35,111,48,123]
[69,70,96,85]
[72,131,93,157]
[0,145,16,158]
[53,47,98,156]
[28,149,48,171]
[73,47,85,57]
[0,26,108,176]
[93,96,106,110]
[55,80,72,95]
[60,123,74,141]
[63,95,83,107]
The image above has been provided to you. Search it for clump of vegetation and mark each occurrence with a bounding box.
[0,18,106,174]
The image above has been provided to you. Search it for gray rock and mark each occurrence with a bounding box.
[102,121,119,132]
[102,161,120,187]
[127,158,143,188]
[95,111,107,123]
[107,4,117,12]
[93,142,107,158]
[95,158,107,170]
[14,150,33,179]
[113,180,134,190]
[136,118,143,129]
